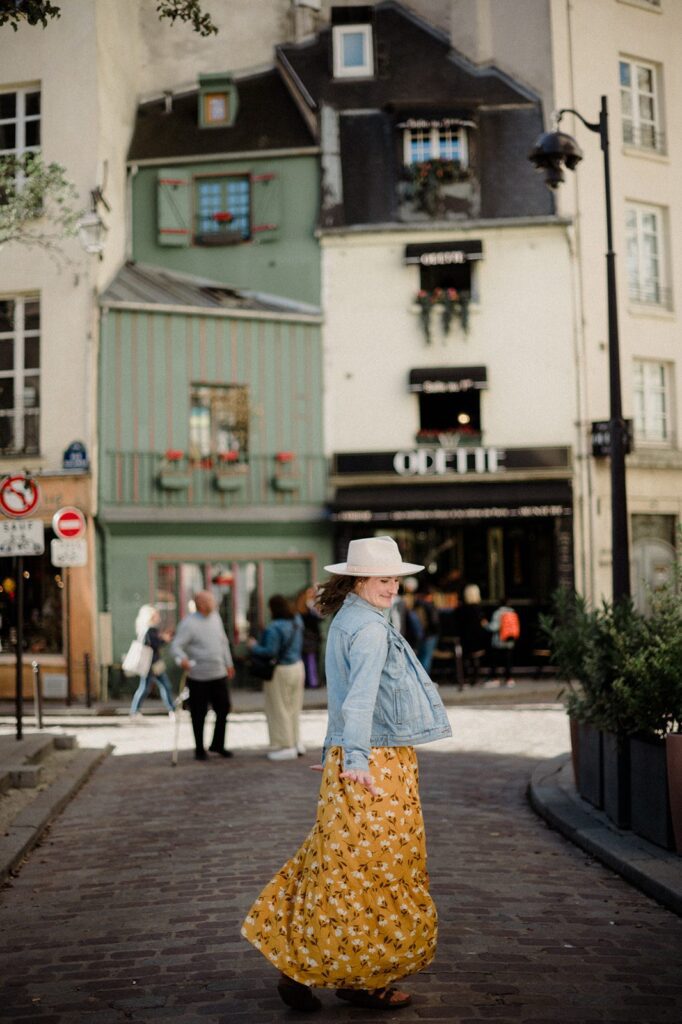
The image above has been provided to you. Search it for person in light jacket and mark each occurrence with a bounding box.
[170,591,235,760]
[242,536,452,1013]
[248,594,304,761]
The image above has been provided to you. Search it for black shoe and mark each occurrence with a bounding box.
[277,976,321,1013]
[195,750,208,761]
[209,746,233,757]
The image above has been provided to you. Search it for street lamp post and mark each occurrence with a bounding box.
[529,95,630,602]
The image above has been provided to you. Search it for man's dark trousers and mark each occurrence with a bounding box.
[187,676,231,754]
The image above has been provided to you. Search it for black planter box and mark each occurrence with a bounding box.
[602,731,630,829]
[577,722,603,809]
[630,735,674,850]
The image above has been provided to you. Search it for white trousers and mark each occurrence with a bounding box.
[263,660,305,749]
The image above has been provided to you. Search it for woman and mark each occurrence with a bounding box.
[294,585,323,689]
[129,604,175,717]
[460,583,488,686]
[248,594,304,761]
[242,536,452,1012]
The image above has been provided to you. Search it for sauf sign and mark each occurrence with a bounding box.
[393,447,505,476]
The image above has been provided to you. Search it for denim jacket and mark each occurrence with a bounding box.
[322,592,452,772]
[251,615,304,666]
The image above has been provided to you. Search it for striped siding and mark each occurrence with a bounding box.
[100,308,325,508]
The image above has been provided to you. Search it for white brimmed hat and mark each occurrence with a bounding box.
[324,536,424,577]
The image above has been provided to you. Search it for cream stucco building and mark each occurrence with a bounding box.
[0,0,320,698]
[448,0,682,608]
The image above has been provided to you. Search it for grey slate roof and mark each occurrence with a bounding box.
[277,1,538,114]
[128,68,315,162]
[277,1,553,226]
[101,262,321,317]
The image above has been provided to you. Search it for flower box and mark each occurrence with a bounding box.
[157,471,191,491]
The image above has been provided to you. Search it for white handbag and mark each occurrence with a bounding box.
[122,635,154,678]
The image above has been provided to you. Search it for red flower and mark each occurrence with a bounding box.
[432,288,443,300]
[212,211,234,223]
[275,451,295,463]
[218,450,240,463]
[446,288,459,300]
[164,449,184,462]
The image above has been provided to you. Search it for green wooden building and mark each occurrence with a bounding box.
[98,67,330,681]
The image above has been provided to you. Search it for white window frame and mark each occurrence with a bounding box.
[0,295,40,455]
[403,126,469,167]
[633,360,673,445]
[332,24,374,78]
[625,202,669,308]
[619,56,663,152]
[0,84,41,158]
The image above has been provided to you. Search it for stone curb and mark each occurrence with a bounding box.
[0,745,113,886]
[529,753,682,917]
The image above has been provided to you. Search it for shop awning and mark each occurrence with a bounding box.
[408,366,488,393]
[331,479,572,522]
[404,240,484,266]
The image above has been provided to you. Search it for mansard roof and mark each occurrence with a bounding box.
[128,68,315,163]
[277,1,538,115]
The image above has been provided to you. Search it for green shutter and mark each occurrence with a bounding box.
[157,168,191,247]
[251,172,281,242]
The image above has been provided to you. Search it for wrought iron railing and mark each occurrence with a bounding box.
[102,451,329,508]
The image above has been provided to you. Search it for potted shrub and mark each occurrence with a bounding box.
[542,584,682,844]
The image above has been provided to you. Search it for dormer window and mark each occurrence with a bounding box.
[402,119,469,167]
[333,23,374,77]
[198,73,238,128]
[203,92,229,127]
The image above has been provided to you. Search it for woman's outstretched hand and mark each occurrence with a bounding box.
[340,769,379,796]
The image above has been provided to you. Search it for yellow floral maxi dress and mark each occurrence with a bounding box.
[241,746,437,989]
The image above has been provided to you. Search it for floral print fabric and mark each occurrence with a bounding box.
[241,746,437,989]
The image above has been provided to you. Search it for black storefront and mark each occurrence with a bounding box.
[330,444,574,671]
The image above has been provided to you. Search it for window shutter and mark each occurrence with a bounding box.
[157,168,191,247]
[251,172,281,242]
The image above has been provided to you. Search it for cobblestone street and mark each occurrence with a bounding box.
[1,705,681,1023]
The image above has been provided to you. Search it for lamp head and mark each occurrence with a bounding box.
[528,130,583,190]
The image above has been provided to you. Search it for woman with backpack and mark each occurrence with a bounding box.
[248,594,304,760]
[483,597,520,687]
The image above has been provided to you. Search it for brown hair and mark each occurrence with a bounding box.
[315,575,364,617]
[268,593,295,620]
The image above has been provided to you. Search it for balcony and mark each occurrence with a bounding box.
[102,451,329,509]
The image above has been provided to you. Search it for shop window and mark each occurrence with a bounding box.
[418,386,481,442]
[0,85,41,158]
[0,532,63,655]
[189,383,248,462]
[155,559,259,647]
[0,295,40,454]
[195,175,250,243]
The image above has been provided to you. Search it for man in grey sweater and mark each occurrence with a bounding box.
[171,591,235,760]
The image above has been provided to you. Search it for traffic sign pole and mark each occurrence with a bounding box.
[15,556,23,740]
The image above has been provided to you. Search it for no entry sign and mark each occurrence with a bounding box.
[52,506,86,540]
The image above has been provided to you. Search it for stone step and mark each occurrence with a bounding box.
[9,764,44,788]
[0,734,55,769]
[53,734,78,750]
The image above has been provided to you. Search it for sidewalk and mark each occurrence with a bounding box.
[0,676,566,721]
[1,705,681,1022]
[529,753,682,916]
